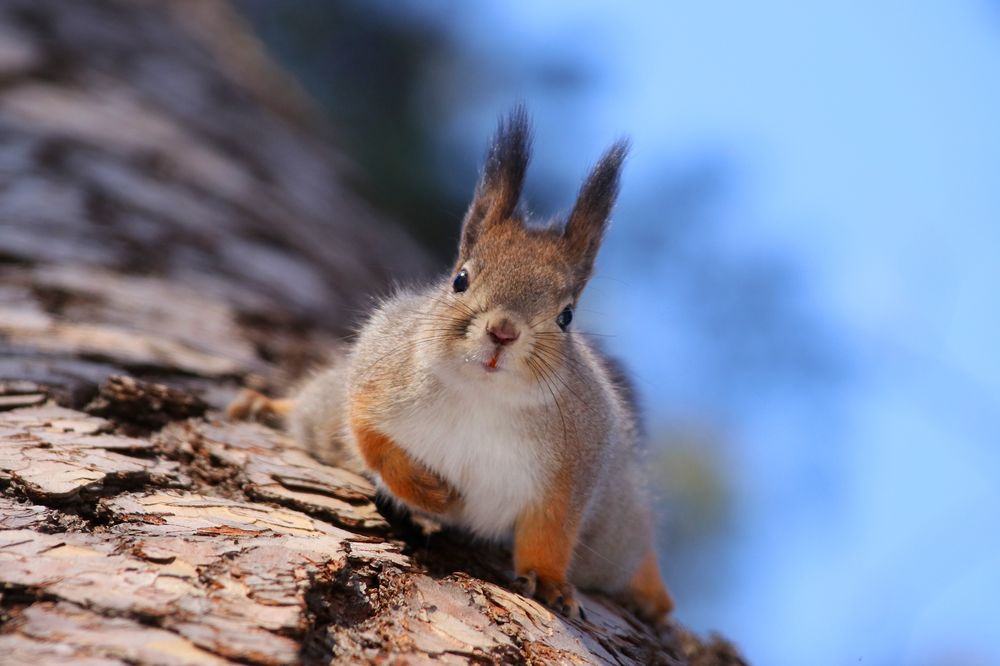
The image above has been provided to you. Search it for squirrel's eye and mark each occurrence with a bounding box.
[453,269,469,293]
[556,306,573,331]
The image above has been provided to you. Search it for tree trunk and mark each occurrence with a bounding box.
[0,2,745,664]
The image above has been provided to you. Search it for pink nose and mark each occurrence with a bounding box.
[487,318,520,346]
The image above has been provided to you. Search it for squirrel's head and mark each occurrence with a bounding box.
[418,106,627,394]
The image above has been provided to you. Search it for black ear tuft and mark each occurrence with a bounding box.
[482,104,531,205]
[564,139,629,289]
[459,106,532,260]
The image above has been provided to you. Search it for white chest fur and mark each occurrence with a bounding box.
[383,387,545,539]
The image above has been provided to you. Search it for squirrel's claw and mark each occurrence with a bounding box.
[511,572,537,597]
[513,572,584,622]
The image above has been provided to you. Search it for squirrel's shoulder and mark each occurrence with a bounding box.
[575,334,642,426]
[347,285,438,378]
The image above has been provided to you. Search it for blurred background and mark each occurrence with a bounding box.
[236,2,1000,665]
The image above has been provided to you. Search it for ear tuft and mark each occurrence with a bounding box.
[482,104,531,207]
[564,139,629,289]
[459,106,532,260]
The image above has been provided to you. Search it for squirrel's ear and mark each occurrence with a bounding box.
[459,106,531,260]
[564,139,629,289]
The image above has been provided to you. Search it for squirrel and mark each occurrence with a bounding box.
[229,107,674,624]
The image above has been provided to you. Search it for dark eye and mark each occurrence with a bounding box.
[453,269,469,293]
[556,306,573,331]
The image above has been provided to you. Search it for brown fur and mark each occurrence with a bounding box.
[350,388,460,514]
[513,469,584,617]
[627,549,675,624]
[231,108,674,626]
[226,389,294,426]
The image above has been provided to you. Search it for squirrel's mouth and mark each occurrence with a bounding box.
[483,348,502,373]
[463,342,510,374]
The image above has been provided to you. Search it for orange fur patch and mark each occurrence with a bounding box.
[226,389,294,425]
[626,549,674,623]
[350,389,458,514]
[513,474,579,584]
[267,398,295,418]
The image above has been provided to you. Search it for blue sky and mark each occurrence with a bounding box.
[422,2,1000,664]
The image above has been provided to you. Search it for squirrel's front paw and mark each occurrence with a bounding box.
[381,456,460,515]
[407,465,460,513]
[512,571,585,621]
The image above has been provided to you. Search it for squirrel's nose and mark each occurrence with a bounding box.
[487,318,520,346]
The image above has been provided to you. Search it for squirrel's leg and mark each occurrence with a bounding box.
[351,422,459,514]
[227,389,294,426]
[512,480,584,620]
[625,549,674,625]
